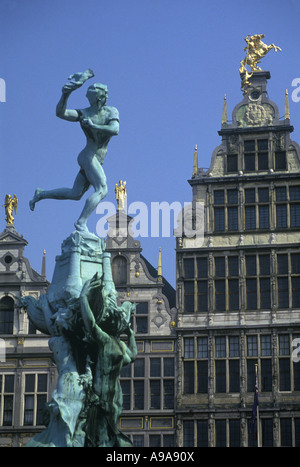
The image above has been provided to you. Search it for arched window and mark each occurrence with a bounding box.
[0,296,14,334]
[112,256,127,285]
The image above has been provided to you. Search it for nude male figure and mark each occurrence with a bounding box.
[29,70,119,233]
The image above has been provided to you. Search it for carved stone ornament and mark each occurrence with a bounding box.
[237,103,274,127]
[244,103,273,126]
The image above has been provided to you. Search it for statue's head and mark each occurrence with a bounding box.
[86,83,108,107]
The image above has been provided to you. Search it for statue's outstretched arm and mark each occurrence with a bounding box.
[56,88,80,122]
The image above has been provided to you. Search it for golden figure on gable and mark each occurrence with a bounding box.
[239,34,281,90]
[115,180,127,210]
[3,194,18,225]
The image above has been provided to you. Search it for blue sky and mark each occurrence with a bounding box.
[1,0,300,287]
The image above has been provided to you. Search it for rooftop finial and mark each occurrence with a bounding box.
[192,145,198,177]
[42,249,46,278]
[222,94,227,125]
[285,89,290,120]
[157,247,162,280]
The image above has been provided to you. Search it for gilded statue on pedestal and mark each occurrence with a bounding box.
[3,194,18,225]
[115,180,127,210]
[239,34,281,90]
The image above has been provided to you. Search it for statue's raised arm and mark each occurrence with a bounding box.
[56,69,95,122]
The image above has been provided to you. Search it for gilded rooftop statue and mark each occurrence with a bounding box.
[115,180,127,210]
[239,34,281,90]
[3,194,18,225]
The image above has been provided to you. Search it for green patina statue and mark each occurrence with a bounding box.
[29,69,119,233]
[20,71,137,447]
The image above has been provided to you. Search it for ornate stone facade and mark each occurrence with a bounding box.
[176,71,300,447]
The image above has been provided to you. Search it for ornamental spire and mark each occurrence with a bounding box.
[285,89,290,120]
[222,94,227,125]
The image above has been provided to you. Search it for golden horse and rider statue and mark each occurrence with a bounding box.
[239,34,281,91]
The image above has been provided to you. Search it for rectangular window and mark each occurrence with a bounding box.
[184,361,194,394]
[197,257,208,278]
[258,188,269,229]
[134,359,145,377]
[215,336,226,357]
[214,190,225,204]
[134,381,144,409]
[197,280,208,312]
[3,395,13,426]
[244,139,269,172]
[150,380,160,409]
[215,257,225,277]
[245,153,255,171]
[258,152,268,170]
[290,204,300,227]
[197,420,208,447]
[281,419,292,447]
[247,278,257,309]
[183,421,194,447]
[229,360,240,392]
[184,259,195,279]
[24,374,48,426]
[215,360,226,393]
[276,204,287,228]
[279,359,291,391]
[260,278,271,309]
[215,280,225,311]
[229,336,240,357]
[215,420,226,447]
[228,256,239,276]
[164,358,174,377]
[120,380,131,410]
[292,277,300,308]
[135,302,149,334]
[198,337,208,358]
[262,419,273,447]
[259,205,269,229]
[229,279,239,310]
[245,206,256,229]
[261,335,271,356]
[227,207,238,231]
[163,380,174,409]
[184,282,194,313]
[229,420,240,447]
[278,278,289,308]
[214,207,225,231]
[184,338,194,358]
[247,336,258,357]
[261,359,272,391]
[275,151,286,170]
[150,358,161,377]
[227,154,238,173]
[279,335,290,356]
[197,361,208,394]
[245,188,256,203]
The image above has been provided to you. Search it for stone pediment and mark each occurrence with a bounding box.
[0,226,28,246]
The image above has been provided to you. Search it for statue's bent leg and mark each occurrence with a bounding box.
[75,159,107,232]
[29,171,90,211]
